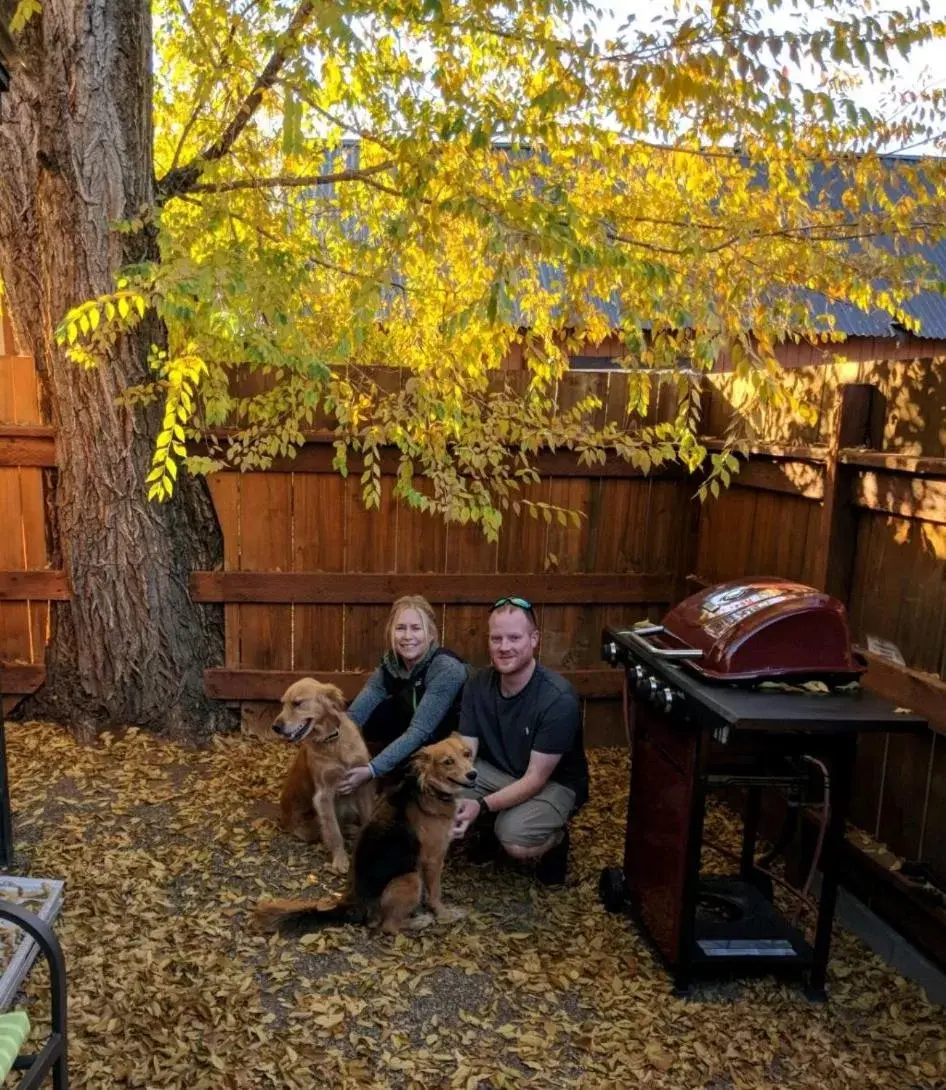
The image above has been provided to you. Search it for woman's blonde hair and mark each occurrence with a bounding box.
[385,595,439,656]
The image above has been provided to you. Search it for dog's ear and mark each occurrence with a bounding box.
[323,684,347,710]
[410,748,432,791]
[311,684,346,728]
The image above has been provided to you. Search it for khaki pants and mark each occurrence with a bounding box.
[463,759,576,848]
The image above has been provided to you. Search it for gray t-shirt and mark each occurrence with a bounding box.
[459,664,589,807]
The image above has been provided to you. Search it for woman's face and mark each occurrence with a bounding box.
[392,608,429,667]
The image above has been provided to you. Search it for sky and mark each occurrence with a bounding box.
[598,0,946,152]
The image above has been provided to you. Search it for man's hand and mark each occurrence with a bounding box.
[451,797,482,841]
[338,765,373,795]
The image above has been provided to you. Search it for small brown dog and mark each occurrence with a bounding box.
[256,734,476,935]
[274,678,375,874]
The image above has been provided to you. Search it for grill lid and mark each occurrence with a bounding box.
[660,578,865,684]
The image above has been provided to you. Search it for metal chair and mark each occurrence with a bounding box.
[0,901,67,1089]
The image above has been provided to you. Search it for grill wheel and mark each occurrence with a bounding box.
[598,866,626,913]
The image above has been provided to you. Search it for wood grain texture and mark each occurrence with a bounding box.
[0,662,44,694]
[0,571,69,600]
[853,471,946,525]
[206,473,241,668]
[204,666,623,701]
[344,476,395,670]
[190,571,677,604]
[442,517,497,667]
[237,473,293,670]
[293,472,346,672]
[0,432,56,467]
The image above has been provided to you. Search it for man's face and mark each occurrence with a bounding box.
[488,607,539,675]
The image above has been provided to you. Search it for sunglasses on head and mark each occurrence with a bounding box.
[490,596,536,619]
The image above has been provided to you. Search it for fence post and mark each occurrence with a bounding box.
[812,383,886,602]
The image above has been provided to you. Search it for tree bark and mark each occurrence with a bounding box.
[0,0,231,737]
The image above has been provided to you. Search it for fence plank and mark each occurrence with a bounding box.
[852,472,946,525]
[0,473,29,664]
[238,474,293,670]
[9,354,40,423]
[204,666,623,702]
[877,730,935,863]
[542,477,591,669]
[17,471,50,662]
[206,473,242,668]
[442,519,498,666]
[344,477,395,670]
[293,473,346,672]
[839,451,946,476]
[395,478,447,576]
[732,459,825,499]
[0,572,68,600]
[190,570,676,605]
[848,731,888,839]
[0,663,44,694]
[862,653,946,738]
[812,384,885,600]
[922,737,946,885]
[199,433,683,479]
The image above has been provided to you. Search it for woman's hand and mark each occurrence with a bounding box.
[451,797,482,840]
[339,765,374,795]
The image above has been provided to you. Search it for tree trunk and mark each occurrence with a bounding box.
[0,0,231,737]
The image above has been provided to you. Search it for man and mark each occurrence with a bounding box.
[451,596,589,886]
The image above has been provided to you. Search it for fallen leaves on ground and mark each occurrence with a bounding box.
[1,722,944,1089]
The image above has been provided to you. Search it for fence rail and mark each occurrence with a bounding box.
[189,571,675,605]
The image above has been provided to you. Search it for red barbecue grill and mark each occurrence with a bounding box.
[599,577,926,1000]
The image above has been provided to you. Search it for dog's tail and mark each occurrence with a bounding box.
[254,894,366,934]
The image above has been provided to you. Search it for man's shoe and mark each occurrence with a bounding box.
[463,828,499,866]
[536,826,569,887]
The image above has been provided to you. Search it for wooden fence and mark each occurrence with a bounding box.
[0,309,52,716]
[2,336,946,940]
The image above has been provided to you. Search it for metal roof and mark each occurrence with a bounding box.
[312,147,946,340]
[801,159,946,339]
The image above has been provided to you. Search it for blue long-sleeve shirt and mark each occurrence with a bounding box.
[348,653,468,777]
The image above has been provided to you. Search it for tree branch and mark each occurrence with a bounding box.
[188,161,396,194]
[157,0,316,199]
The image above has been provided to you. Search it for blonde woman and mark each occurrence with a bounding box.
[338,596,468,794]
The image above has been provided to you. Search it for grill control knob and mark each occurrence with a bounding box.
[603,640,619,664]
[632,665,647,690]
[645,676,661,701]
[659,687,677,713]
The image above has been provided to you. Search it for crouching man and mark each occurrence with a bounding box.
[450,596,589,886]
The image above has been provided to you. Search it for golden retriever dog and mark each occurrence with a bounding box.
[256,734,476,935]
[273,678,376,874]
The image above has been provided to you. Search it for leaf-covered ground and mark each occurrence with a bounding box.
[3,722,944,1089]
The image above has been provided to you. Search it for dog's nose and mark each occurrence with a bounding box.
[465,770,477,783]
[272,721,286,735]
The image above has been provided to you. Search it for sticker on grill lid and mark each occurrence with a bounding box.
[698,584,804,641]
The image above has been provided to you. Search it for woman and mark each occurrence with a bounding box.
[338,595,468,795]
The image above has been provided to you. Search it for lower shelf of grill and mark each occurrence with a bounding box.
[688,875,813,971]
